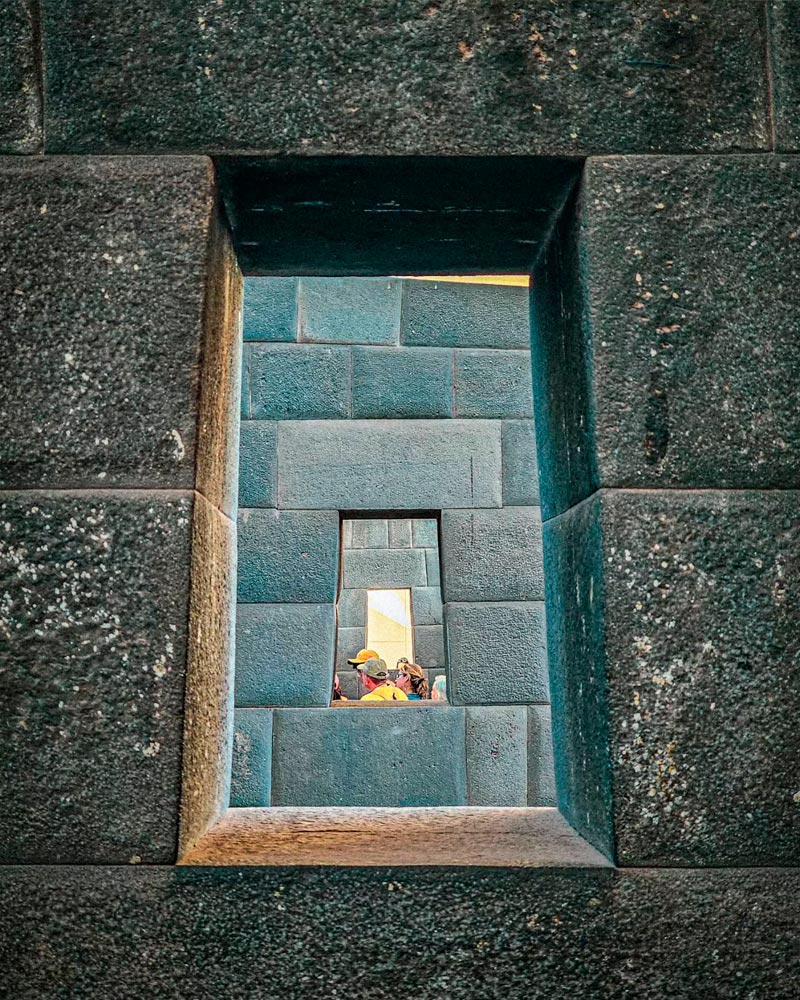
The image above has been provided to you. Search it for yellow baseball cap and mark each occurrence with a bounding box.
[347,648,380,665]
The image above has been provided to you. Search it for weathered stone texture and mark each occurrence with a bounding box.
[771,1,800,151]
[272,706,467,806]
[277,420,502,510]
[343,547,427,589]
[299,277,401,345]
[0,2,40,153]
[465,706,528,806]
[528,704,557,807]
[352,347,453,419]
[454,349,533,419]
[0,157,219,491]
[42,5,769,155]
[414,624,446,670]
[230,708,273,807]
[237,421,277,507]
[245,343,351,421]
[242,277,297,342]
[502,420,540,507]
[402,280,530,350]
[0,491,194,864]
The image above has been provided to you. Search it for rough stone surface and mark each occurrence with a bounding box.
[352,347,453,419]
[0,2,40,153]
[299,277,401,345]
[230,708,273,808]
[446,602,549,705]
[454,350,533,419]
[272,706,466,806]
[412,518,438,548]
[771,1,800,151]
[582,156,800,490]
[465,706,528,806]
[335,627,366,675]
[238,421,278,507]
[598,489,800,867]
[43,3,769,156]
[343,547,427,589]
[243,277,298,341]
[402,280,530,350]
[351,519,389,549]
[411,587,444,626]
[441,507,544,602]
[414,624,446,670]
[277,420,502,510]
[424,548,441,587]
[235,604,335,708]
[337,588,366,628]
[502,420,540,506]
[0,491,193,864]
[245,343,351,421]
[0,157,219,491]
[4,867,800,999]
[528,705,557,807]
[388,518,412,548]
[237,509,340,604]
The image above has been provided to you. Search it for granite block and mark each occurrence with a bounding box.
[335,627,366,675]
[414,624,446,670]
[336,669,360,701]
[237,509,340,604]
[454,349,533,419]
[441,507,544,602]
[277,420,502,510]
[230,708,273,807]
[0,491,193,864]
[248,343,351,421]
[238,421,277,507]
[343,547,426,589]
[465,706,528,806]
[0,157,223,491]
[336,588,366,629]
[299,277,400,345]
[44,3,769,156]
[243,277,298,342]
[350,519,389,549]
[771,1,800,151]
[412,518,438,548]
[502,419,540,506]
[402,280,530,349]
[352,347,452,418]
[388,518,413,548]
[425,548,441,588]
[528,705,557,807]
[272,706,466,806]
[446,602,549,706]
[0,2,40,153]
[235,604,335,708]
[411,587,444,626]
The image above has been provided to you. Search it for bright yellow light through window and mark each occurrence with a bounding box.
[366,588,414,667]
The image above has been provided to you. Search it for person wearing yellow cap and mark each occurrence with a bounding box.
[357,658,409,702]
[347,648,380,668]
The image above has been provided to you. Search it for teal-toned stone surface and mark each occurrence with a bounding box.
[454,349,533,419]
[424,548,441,587]
[465,706,528,806]
[299,277,400,345]
[336,669,360,701]
[388,518,412,548]
[351,347,452,418]
[243,277,297,342]
[271,706,466,806]
[335,627,366,675]
[502,420,540,506]
[247,344,351,421]
[350,519,388,549]
[343,547,426,589]
[441,507,544,602]
[0,3,40,153]
[446,602,549,706]
[237,421,277,507]
[414,624,446,670]
[235,604,335,708]
[411,587,443,626]
[237,509,340,604]
[528,705,557,807]
[412,518,438,548]
[277,420,502,510]
[402,281,530,349]
[336,588,366,628]
[230,708,273,807]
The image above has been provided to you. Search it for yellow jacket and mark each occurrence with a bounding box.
[360,684,409,702]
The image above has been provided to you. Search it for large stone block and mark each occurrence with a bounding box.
[277,420,502,510]
[299,277,400,346]
[441,507,544,602]
[230,708,273,808]
[0,3,40,153]
[237,509,340,604]
[552,489,800,867]
[402,280,530,350]
[246,343,351,421]
[0,157,230,492]
[388,518,412,548]
[343,547,427,589]
[350,518,388,549]
[43,3,768,156]
[336,588,366,629]
[0,491,194,864]
[414,624,446,670]
[335,627,366,675]
[502,419,540,506]
[352,347,453,418]
[424,548,441,587]
[578,156,800,492]
[454,349,533,419]
[528,705,557,807]
[771,1,800,151]
[243,277,298,342]
[412,517,438,548]
[446,601,549,705]
[238,421,278,508]
[465,706,528,806]
[411,587,444,626]
[271,706,466,806]
[235,604,335,708]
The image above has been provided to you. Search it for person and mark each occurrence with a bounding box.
[358,658,408,701]
[395,662,429,700]
[347,648,380,668]
[331,672,347,701]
